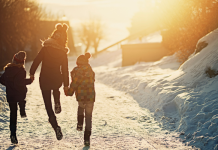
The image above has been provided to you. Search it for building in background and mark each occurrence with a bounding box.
[121,32,170,66]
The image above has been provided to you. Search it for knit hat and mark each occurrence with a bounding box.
[13,51,26,64]
[76,53,91,65]
[51,23,68,46]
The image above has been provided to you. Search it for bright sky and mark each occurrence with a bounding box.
[37,0,153,49]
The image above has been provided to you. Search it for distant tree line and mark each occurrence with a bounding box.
[0,0,42,69]
[0,0,74,70]
[129,0,218,63]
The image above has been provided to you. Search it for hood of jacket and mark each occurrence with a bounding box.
[4,65,24,78]
[42,38,69,54]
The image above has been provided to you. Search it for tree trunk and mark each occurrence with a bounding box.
[85,43,90,53]
[94,46,98,54]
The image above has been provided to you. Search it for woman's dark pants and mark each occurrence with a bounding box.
[41,89,60,129]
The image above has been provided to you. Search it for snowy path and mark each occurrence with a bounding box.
[0,72,193,150]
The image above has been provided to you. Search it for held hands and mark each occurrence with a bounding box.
[30,75,35,83]
[64,87,69,96]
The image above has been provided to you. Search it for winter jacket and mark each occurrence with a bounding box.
[0,64,32,102]
[30,38,69,90]
[68,64,95,102]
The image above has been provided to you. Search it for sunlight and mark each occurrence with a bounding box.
[37,0,186,51]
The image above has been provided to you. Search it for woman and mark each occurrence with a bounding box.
[30,23,69,140]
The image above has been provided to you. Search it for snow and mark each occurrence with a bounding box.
[2,29,218,149]
[0,74,192,149]
[91,28,218,150]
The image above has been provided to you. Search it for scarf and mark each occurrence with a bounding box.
[41,38,69,54]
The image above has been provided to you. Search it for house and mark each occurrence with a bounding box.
[121,32,170,66]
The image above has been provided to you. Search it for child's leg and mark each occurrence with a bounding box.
[84,101,94,146]
[77,102,85,131]
[53,89,61,114]
[8,102,18,136]
[18,100,26,118]
[84,101,94,131]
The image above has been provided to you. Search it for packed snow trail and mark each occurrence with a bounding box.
[0,70,193,149]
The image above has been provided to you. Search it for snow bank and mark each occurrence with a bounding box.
[92,28,218,150]
[0,82,9,125]
[0,29,217,149]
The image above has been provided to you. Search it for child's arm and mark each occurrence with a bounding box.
[67,87,75,96]
[0,73,6,86]
[68,68,82,96]
[61,54,69,89]
[25,78,32,85]
[68,69,76,96]
[14,70,31,88]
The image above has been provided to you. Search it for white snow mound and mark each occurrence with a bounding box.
[93,28,218,150]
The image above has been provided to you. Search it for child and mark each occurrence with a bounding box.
[0,51,33,144]
[68,52,95,146]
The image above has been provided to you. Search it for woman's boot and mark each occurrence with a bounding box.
[19,101,27,118]
[84,130,91,146]
[54,103,61,114]
[53,89,61,114]
[49,116,63,140]
[54,126,63,140]
[77,115,84,131]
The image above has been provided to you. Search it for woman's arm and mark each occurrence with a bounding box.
[61,54,69,88]
[29,48,44,76]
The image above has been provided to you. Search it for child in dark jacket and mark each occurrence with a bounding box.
[0,51,33,144]
[68,52,95,146]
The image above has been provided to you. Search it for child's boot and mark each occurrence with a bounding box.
[77,115,84,131]
[84,130,91,146]
[10,135,18,144]
[10,124,18,144]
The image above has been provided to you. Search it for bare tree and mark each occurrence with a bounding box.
[78,17,105,54]
[91,18,105,54]
[78,21,92,53]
